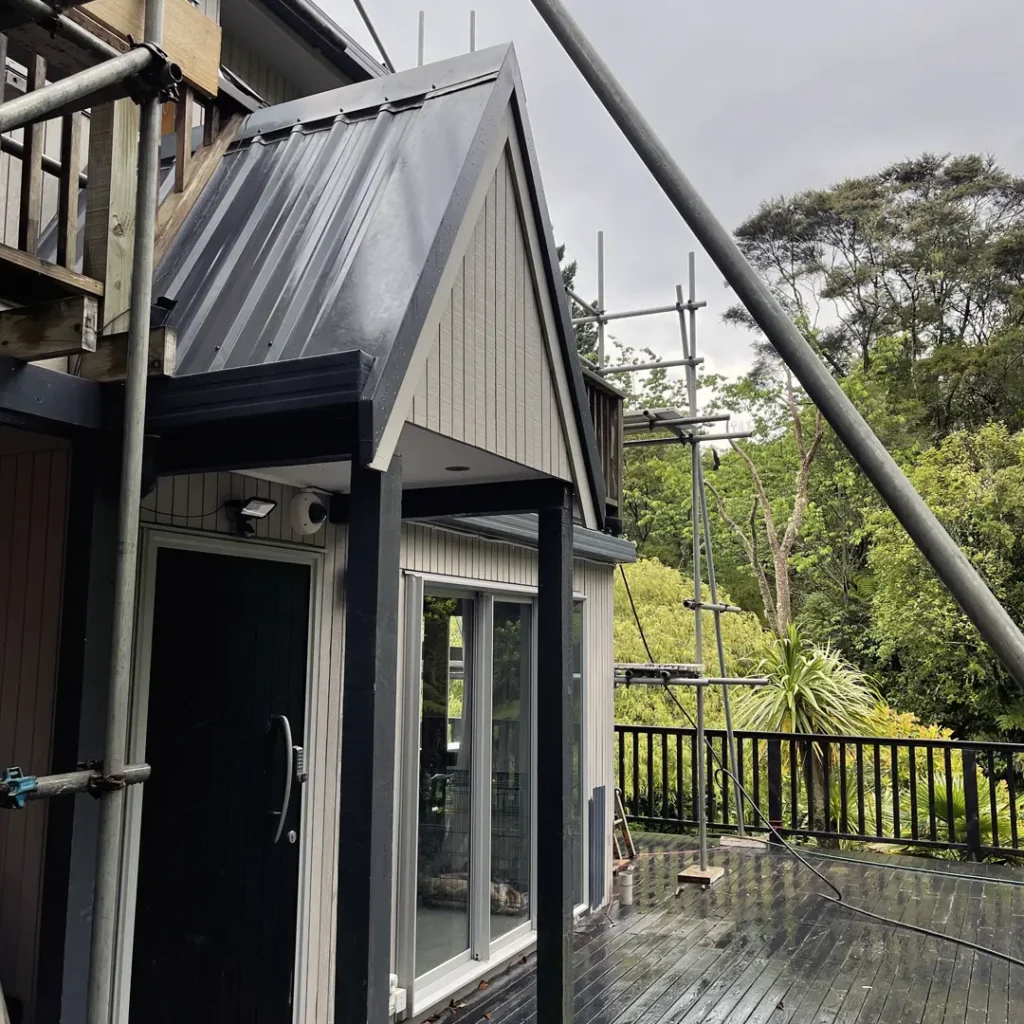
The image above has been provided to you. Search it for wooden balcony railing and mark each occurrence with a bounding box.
[0,16,235,378]
[615,723,1024,861]
[583,367,624,513]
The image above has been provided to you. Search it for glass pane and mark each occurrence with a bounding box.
[417,596,473,977]
[491,603,532,940]
[571,602,585,907]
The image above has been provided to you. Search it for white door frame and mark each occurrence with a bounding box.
[111,525,325,1024]
[396,573,590,1016]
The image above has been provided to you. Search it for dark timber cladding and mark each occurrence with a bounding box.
[536,484,574,1023]
[336,458,402,1024]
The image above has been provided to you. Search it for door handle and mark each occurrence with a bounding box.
[269,715,294,845]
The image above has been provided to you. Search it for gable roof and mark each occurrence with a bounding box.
[152,44,607,526]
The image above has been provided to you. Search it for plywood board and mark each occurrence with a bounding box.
[75,0,221,97]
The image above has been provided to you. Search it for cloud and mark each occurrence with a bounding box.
[322,0,1024,382]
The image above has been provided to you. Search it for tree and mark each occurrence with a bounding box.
[557,244,599,362]
[706,370,824,633]
[727,154,1024,387]
[734,624,880,841]
[868,422,1024,737]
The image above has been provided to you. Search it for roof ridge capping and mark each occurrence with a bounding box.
[239,43,514,141]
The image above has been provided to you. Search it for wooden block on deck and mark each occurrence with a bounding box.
[78,325,176,382]
[719,835,769,851]
[0,295,99,360]
[676,864,726,889]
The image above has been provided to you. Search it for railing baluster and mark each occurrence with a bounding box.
[608,725,1024,857]
[856,742,865,834]
[891,742,901,840]
[1008,757,1019,850]
[721,734,729,826]
[752,736,760,811]
[821,741,831,836]
[767,737,782,843]
[908,744,918,841]
[788,739,798,830]
[618,727,625,800]
[691,732,698,823]
[675,731,683,823]
[661,732,669,821]
[839,742,849,836]
[927,747,938,842]
[987,750,999,850]
[944,747,956,843]
[805,743,815,832]
[963,749,982,860]
[632,728,639,818]
[646,729,654,822]
[873,744,883,839]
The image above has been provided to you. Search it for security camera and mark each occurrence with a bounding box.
[290,490,328,536]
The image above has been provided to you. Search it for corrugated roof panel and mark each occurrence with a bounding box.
[156,55,503,377]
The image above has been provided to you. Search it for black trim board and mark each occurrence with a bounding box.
[145,351,373,430]
[153,407,358,475]
[329,478,572,523]
[0,357,105,435]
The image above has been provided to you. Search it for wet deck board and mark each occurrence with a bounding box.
[455,837,1024,1024]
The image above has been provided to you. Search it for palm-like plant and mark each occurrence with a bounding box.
[735,625,881,844]
[735,624,880,737]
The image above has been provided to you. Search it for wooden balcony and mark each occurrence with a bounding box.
[583,366,624,514]
[0,2,227,379]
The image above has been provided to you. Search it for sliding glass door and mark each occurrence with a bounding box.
[490,602,533,941]
[401,582,585,999]
[416,596,474,978]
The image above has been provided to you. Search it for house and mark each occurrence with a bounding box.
[0,3,633,1023]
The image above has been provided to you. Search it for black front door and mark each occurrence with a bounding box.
[129,546,311,1024]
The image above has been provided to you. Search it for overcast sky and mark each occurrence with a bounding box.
[320,0,1024,385]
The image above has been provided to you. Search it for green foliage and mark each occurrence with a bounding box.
[613,558,768,729]
[734,625,881,737]
[868,423,1024,736]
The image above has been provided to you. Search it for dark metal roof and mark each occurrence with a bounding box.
[156,46,510,378]
[152,43,609,525]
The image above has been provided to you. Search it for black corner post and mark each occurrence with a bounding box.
[536,483,574,1024]
[335,456,402,1024]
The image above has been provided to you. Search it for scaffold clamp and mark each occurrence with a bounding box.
[0,767,38,810]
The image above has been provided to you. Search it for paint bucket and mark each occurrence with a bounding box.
[619,867,634,906]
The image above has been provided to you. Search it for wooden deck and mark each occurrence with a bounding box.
[451,836,1024,1024]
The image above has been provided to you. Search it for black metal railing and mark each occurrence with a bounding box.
[614,724,1024,860]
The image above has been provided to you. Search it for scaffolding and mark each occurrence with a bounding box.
[574,234,768,878]
[0,3,175,1022]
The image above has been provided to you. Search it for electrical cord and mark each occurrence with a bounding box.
[617,564,1024,968]
[139,501,226,520]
